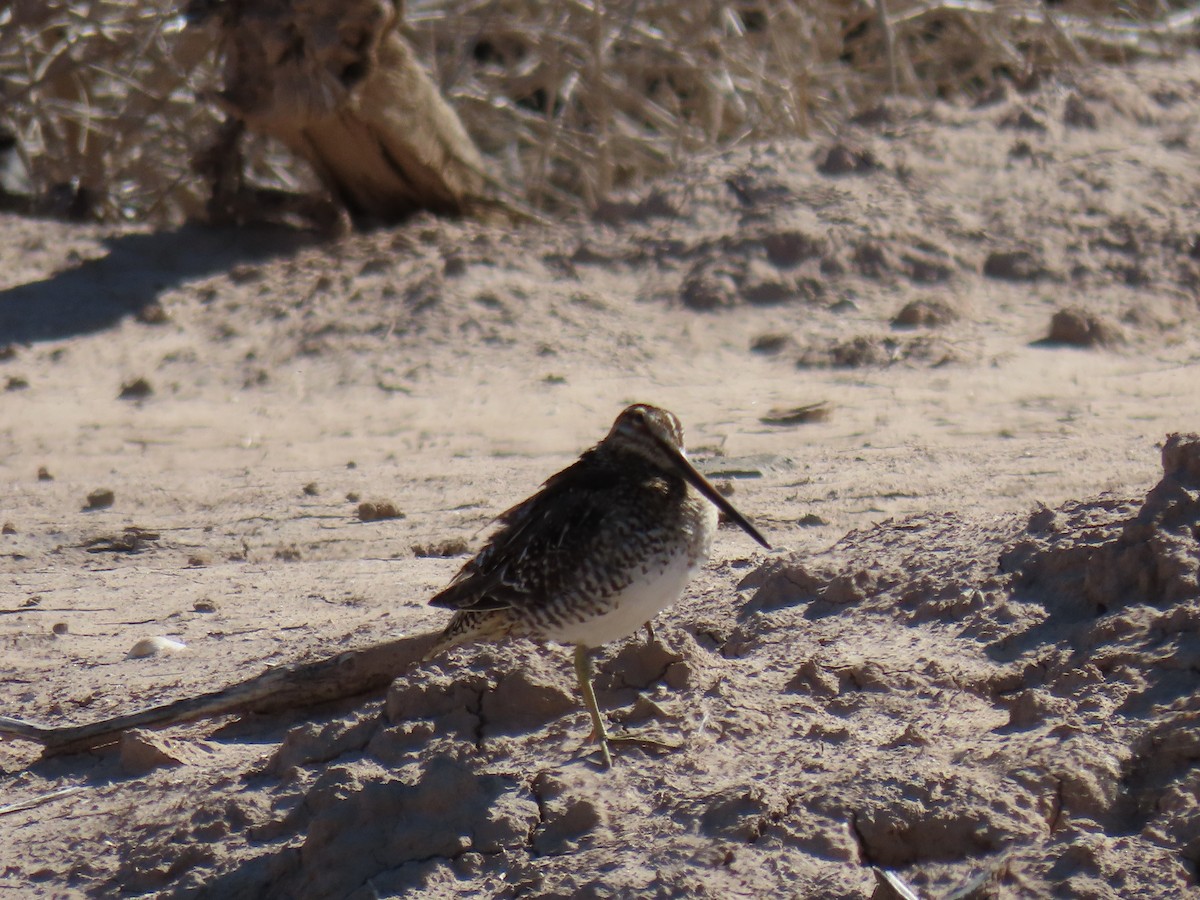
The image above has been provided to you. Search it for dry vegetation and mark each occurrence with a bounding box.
[0,0,1196,223]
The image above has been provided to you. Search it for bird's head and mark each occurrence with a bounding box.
[601,403,771,550]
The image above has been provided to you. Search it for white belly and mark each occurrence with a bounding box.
[544,550,703,647]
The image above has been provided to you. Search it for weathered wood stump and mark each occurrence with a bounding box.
[189,0,487,224]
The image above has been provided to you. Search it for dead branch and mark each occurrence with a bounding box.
[0,632,438,757]
[191,0,488,223]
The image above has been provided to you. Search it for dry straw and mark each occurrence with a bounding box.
[0,0,1194,224]
[0,1,219,221]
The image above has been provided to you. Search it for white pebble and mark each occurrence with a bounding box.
[126,636,188,658]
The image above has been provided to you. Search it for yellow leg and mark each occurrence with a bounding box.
[573,644,612,769]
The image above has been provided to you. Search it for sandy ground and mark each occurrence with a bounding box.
[1,56,1199,899]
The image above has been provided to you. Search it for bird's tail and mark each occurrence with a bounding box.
[422,609,517,663]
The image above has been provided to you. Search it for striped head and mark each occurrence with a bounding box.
[600,403,772,550]
[602,403,687,467]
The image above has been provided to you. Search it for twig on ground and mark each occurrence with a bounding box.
[0,786,85,817]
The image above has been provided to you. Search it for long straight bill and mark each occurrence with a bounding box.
[665,446,772,550]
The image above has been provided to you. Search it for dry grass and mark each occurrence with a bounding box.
[0,0,1195,224]
[0,1,218,222]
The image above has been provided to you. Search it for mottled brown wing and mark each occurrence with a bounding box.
[428,452,620,613]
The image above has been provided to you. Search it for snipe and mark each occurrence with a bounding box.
[427,403,770,767]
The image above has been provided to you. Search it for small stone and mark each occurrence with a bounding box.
[52,622,68,635]
[84,488,115,510]
[37,466,53,481]
[118,377,153,400]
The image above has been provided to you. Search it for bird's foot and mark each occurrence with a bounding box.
[608,727,682,753]
[581,724,681,769]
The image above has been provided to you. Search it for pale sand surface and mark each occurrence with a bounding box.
[1,58,1198,897]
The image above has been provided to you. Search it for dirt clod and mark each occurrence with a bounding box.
[892,298,959,328]
[983,250,1045,282]
[412,538,469,557]
[763,231,823,267]
[135,302,170,325]
[818,144,880,176]
[84,488,115,510]
[118,377,153,400]
[1063,94,1098,129]
[749,333,792,355]
[681,271,737,311]
[357,501,403,522]
[1045,308,1124,347]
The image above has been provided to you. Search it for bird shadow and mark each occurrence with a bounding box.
[0,223,317,345]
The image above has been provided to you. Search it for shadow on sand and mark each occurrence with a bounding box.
[0,224,317,344]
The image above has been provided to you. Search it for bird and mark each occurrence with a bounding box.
[425,403,771,767]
